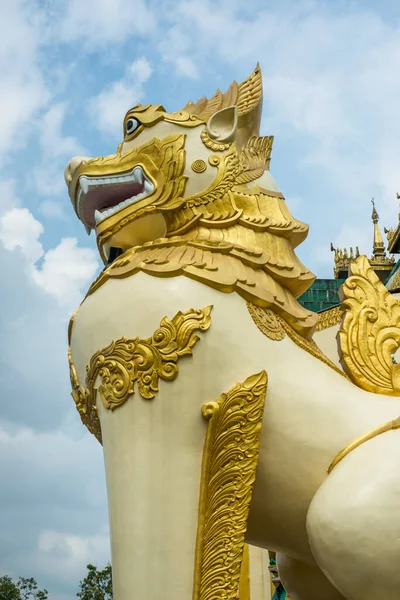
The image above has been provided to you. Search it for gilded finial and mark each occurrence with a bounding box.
[371,198,379,224]
[332,201,393,279]
[371,198,385,257]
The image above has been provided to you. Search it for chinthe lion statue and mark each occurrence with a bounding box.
[65,65,400,600]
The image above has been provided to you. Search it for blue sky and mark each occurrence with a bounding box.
[1,0,400,598]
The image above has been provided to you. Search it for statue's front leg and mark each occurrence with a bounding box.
[70,300,267,600]
[307,431,400,600]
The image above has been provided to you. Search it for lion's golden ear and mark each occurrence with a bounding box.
[206,106,237,143]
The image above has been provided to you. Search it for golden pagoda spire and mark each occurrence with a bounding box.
[369,198,394,282]
[371,198,385,257]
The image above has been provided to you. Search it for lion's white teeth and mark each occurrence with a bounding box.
[80,177,89,194]
[78,166,156,226]
[132,167,144,184]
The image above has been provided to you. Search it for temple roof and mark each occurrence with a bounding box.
[384,193,400,254]
[330,199,394,281]
[299,198,398,313]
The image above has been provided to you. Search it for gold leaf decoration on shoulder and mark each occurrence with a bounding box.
[68,306,212,443]
[246,302,348,379]
[86,238,317,336]
[246,304,285,340]
[193,371,267,600]
[339,255,400,395]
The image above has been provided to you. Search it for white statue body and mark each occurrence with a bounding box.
[66,66,400,600]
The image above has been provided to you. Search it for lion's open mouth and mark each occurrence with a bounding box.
[77,166,155,228]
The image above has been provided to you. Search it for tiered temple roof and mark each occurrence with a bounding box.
[330,244,360,280]
[384,193,400,254]
[299,198,396,311]
[330,199,394,282]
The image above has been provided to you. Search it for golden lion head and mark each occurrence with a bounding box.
[65,65,317,335]
[65,65,276,258]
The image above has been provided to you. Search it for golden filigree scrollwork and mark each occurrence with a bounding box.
[246,305,285,340]
[238,544,250,600]
[193,371,268,600]
[338,255,400,395]
[316,306,343,331]
[69,347,102,443]
[237,136,274,184]
[68,306,212,443]
[388,265,400,291]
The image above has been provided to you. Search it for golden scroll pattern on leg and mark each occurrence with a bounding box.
[339,255,400,395]
[68,306,212,443]
[193,371,268,600]
[238,544,250,600]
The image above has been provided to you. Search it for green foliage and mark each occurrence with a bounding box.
[0,575,48,600]
[0,576,20,600]
[77,564,113,600]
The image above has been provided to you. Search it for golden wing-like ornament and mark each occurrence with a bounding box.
[179,64,262,121]
[338,255,400,395]
[236,136,274,184]
[236,62,262,116]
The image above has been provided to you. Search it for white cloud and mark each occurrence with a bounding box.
[39,103,86,159]
[0,208,99,310]
[31,237,99,310]
[37,530,110,582]
[89,57,153,137]
[38,199,67,220]
[61,0,155,47]
[175,56,199,79]
[0,179,19,215]
[33,103,87,199]
[0,208,44,263]
[157,23,199,78]
[0,0,49,162]
[126,56,153,82]
[0,423,108,595]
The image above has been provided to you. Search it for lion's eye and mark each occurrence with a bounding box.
[126,118,141,135]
